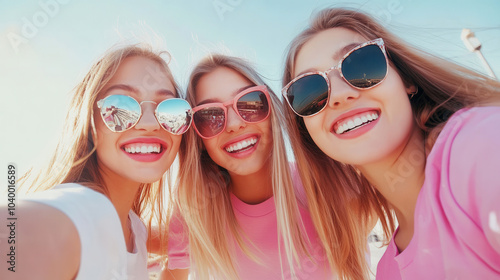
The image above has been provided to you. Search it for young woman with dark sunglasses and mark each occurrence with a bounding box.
[1,45,192,280]
[158,54,333,280]
[282,7,500,280]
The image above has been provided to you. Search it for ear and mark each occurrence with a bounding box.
[405,84,417,96]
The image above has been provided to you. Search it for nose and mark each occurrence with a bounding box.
[327,70,361,108]
[225,106,246,133]
[134,101,160,131]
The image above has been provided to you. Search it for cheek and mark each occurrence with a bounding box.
[94,129,117,164]
[303,113,341,160]
[168,135,182,157]
[304,114,326,140]
[202,138,219,159]
[93,113,121,161]
[95,124,112,150]
[94,113,108,142]
[261,120,273,144]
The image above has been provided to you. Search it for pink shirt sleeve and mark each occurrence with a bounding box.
[167,209,190,269]
[449,108,500,254]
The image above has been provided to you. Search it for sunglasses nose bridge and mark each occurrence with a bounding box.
[225,105,246,132]
[324,64,342,80]
[135,101,161,130]
[327,73,362,108]
[139,100,158,114]
[324,65,336,76]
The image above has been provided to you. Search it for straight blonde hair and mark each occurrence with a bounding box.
[282,7,500,280]
[173,54,311,279]
[19,44,181,253]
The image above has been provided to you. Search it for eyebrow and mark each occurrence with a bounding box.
[295,42,362,77]
[104,84,176,98]
[196,85,255,106]
[333,43,361,61]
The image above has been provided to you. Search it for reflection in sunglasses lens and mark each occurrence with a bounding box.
[236,91,269,122]
[287,74,328,116]
[100,95,141,132]
[342,45,386,88]
[285,43,387,116]
[100,95,192,134]
[194,107,225,138]
[157,99,192,135]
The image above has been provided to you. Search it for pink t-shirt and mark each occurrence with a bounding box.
[167,168,333,279]
[376,107,500,279]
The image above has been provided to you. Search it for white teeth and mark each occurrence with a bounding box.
[225,138,257,153]
[337,126,345,134]
[124,144,162,154]
[347,120,355,129]
[335,112,379,135]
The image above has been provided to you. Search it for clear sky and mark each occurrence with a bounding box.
[1,0,499,177]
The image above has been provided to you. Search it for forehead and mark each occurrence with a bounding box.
[195,67,253,104]
[293,27,368,77]
[104,56,175,95]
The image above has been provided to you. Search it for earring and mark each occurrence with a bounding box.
[409,87,419,99]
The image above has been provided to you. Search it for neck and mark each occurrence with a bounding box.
[229,161,273,205]
[99,167,142,252]
[357,127,426,250]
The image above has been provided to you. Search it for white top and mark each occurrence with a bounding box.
[22,183,148,280]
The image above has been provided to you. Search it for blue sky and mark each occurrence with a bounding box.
[1,0,499,176]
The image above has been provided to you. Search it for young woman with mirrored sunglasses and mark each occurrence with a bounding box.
[3,44,190,280]
[282,7,500,280]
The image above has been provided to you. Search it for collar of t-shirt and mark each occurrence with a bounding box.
[230,192,275,217]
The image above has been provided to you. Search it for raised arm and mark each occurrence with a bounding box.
[0,201,80,280]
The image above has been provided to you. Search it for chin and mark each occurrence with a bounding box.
[231,162,266,176]
[133,174,164,184]
[144,177,163,184]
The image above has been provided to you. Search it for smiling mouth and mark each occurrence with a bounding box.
[334,111,379,135]
[224,137,258,153]
[122,143,163,154]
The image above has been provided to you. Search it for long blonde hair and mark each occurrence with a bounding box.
[282,7,500,280]
[174,54,310,279]
[19,44,181,252]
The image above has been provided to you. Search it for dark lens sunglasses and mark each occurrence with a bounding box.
[282,38,388,117]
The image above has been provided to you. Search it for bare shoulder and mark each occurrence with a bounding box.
[0,201,80,280]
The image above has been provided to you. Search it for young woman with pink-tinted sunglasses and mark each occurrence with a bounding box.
[158,54,334,280]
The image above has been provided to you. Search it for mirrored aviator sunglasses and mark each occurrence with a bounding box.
[282,38,388,117]
[96,94,193,135]
[192,85,271,139]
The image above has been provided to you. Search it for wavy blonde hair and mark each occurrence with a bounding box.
[173,54,310,279]
[19,44,181,252]
[282,7,500,280]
